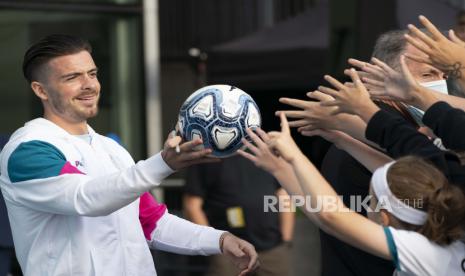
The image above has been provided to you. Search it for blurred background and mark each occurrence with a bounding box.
[0,0,463,275]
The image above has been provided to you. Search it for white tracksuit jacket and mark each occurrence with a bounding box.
[0,118,223,276]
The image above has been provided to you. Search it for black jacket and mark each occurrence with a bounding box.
[366,107,465,190]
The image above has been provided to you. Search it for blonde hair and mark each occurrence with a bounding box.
[386,156,465,245]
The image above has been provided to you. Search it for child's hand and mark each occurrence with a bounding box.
[267,113,303,163]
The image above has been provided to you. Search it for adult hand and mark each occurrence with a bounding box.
[237,128,291,175]
[278,91,336,129]
[319,69,380,121]
[161,132,219,170]
[267,113,304,163]
[278,91,357,134]
[347,58,385,92]
[221,233,260,276]
[405,15,465,80]
[363,56,438,110]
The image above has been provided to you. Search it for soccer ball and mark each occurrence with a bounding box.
[177,85,261,158]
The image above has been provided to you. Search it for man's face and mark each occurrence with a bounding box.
[403,43,445,82]
[40,50,101,123]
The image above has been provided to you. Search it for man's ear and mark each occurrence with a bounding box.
[31,81,48,100]
[380,209,390,227]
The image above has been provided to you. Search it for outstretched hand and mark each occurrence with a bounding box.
[277,91,355,134]
[221,233,260,276]
[266,113,303,163]
[161,132,220,170]
[318,69,380,121]
[363,56,439,110]
[237,128,291,175]
[404,15,465,80]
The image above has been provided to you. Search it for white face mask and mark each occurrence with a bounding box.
[419,79,448,94]
[406,79,448,126]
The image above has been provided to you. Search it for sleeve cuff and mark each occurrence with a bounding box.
[422,101,452,128]
[198,228,226,255]
[136,152,175,186]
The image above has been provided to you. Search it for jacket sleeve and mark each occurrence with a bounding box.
[147,210,224,255]
[2,140,174,216]
[423,101,465,151]
[365,110,465,188]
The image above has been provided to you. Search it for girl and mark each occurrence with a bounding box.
[239,113,465,275]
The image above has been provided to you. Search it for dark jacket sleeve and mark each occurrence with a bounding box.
[365,110,465,189]
[423,101,465,151]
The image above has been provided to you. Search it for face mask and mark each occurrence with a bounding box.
[419,79,448,95]
[406,79,448,126]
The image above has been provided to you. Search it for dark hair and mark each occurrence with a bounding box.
[387,156,465,245]
[22,34,92,83]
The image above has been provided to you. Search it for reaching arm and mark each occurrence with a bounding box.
[266,113,391,260]
[423,101,465,151]
[276,188,295,242]
[303,129,392,173]
[2,140,173,216]
[365,109,465,187]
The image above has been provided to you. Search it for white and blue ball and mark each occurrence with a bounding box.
[177,85,261,158]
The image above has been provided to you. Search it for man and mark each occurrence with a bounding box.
[0,34,258,276]
[184,156,294,276]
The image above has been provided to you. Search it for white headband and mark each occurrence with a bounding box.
[371,161,428,225]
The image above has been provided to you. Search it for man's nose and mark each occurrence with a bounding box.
[82,75,97,90]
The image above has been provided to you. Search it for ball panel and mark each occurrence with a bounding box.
[211,125,239,150]
[189,94,214,121]
[177,84,261,158]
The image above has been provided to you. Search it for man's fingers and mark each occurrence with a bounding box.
[407,22,437,47]
[288,119,310,128]
[320,100,339,108]
[403,52,430,66]
[449,29,465,45]
[307,90,334,101]
[245,128,267,149]
[347,58,367,69]
[400,55,418,85]
[279,112,290,134]
[255,128,271,143]
[404,33,432,55]
[300,129,322,137]
[178,138,203,152]
[237,149,258,163]
[318,85,339,98]
[241,137,261,156]
[279,97,310,109]
[242,244,259,271]
[418,15,444,41]
[276,110,306,118]
[324,75,346,90]
[362,76,384,88]
[166,136,182,149]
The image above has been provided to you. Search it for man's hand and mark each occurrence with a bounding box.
[278,91,357,134]
[221,233,260,276]
[161,132,220,170]
[405,15,465,80]
[319,69,380,121]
